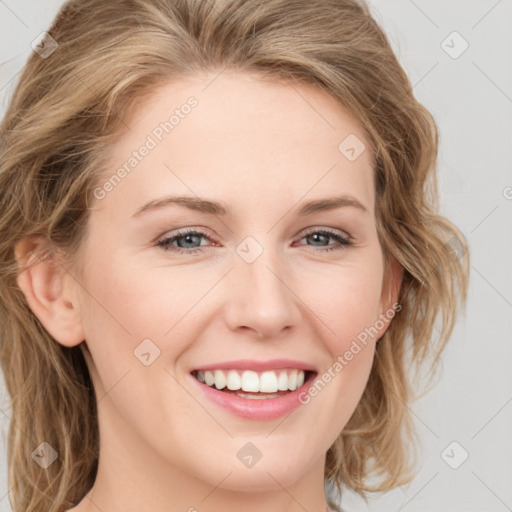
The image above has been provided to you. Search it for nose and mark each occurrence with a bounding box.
[223,249,303,340]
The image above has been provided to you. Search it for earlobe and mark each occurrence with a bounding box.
[15,236,85,347]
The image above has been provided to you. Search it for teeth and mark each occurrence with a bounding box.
[233,391,284,400]
[259,371,278,392]
[297,370,304,388]
[195,369,307,393]
[277,370,288,391]
[288,369,298,390]
[226,370,241,390]
[214,370,227,390]
[204,371,215,386]
[241,370,260,392]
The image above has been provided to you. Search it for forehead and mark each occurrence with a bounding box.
[97,70,375,219]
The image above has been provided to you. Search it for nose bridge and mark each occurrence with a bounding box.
[225,239,302,338]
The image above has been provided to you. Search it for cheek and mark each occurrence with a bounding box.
[293,256,385,354]
[76,254,204,449]
[78,250,209,349]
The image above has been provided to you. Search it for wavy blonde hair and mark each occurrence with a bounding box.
[0,0,469,511]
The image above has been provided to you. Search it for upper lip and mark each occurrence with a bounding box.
[191,359,317,373]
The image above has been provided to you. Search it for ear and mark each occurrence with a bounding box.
[15,236,85,347]
[376,253,403,339]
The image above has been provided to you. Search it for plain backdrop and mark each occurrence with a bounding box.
[0,1,511,511]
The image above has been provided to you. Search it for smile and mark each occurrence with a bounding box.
[190,363,318,421]
[192,368,309,395]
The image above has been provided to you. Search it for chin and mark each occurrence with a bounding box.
[209,466,305,493]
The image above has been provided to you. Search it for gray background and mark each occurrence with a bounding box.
[1,1,511,511]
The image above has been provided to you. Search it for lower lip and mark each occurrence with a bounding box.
[190,373,316,421]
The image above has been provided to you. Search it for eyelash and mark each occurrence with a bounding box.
[156,227,354,255]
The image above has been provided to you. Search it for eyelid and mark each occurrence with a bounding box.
[155,226,218,245]
[299,226,353,242]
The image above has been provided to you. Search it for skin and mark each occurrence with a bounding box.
[16,70,402,512]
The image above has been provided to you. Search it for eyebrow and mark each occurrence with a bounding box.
[132,194,369,218]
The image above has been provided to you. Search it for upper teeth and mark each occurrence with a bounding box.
[195,369,306,392]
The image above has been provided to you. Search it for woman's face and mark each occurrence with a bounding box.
[73,70,400,504]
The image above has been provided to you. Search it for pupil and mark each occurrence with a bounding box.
[308,233,328,246]
[179,234,200,248]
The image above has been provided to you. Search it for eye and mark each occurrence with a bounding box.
[156,228,215,254]
[294,228,354,252]
[156,227,354,255]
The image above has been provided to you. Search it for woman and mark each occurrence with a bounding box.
[0,0,469,511]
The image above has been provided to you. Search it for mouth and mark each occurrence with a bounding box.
[190,368,317,400]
